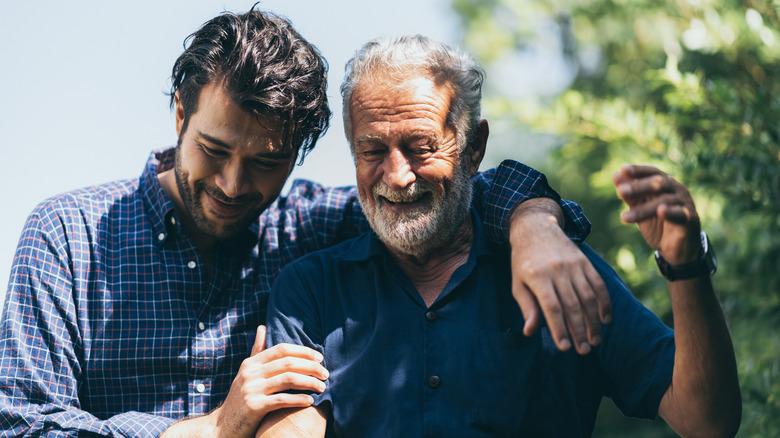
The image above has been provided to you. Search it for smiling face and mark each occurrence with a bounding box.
[349,74,477,257]
[170,82,296,242]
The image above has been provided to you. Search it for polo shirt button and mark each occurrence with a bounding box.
[196,383,206,393]
[170,216,177,226]
[427,375,441,389]
[425,311,437,322]
[197,321,206,331]
[187,261,197,269]
[157,232,166,242]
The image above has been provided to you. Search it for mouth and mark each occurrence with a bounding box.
[204,192,254,219]
[378,192,432,213]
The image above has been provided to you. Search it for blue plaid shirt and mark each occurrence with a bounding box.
[0,146,588,437]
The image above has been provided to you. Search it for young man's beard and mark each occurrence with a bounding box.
[173,147,264,240]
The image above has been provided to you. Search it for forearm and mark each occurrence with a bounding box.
[661,276,741,437]
[256,407,326,437]
[510,197,564,232]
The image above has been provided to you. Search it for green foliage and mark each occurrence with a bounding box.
[454,0,780,436]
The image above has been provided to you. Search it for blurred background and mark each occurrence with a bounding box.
[2,0,778,436]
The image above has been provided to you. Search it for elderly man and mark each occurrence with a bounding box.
[259,35,740,437]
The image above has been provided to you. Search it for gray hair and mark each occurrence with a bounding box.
[340,35,485,153]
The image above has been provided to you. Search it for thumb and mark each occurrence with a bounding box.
[251,325,267,356]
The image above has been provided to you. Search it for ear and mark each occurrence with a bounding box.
[174,91,185,137]
[465,119,489,176]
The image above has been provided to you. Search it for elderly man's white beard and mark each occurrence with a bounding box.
[359,159,473,258]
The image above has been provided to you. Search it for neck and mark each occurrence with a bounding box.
[386,216,474,307]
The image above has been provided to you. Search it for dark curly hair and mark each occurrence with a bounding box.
[169,6,330,163]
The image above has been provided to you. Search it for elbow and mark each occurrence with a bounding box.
[716,396,742,438]
[680,395,742,438]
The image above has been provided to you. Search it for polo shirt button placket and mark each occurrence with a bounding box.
[425,310,437,322]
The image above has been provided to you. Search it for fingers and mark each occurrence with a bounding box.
[620,193,688,223]
[509,228,612,355]
[553,279,591,354]
[584,264,611,325]
[574,263,611,338]
[615,172,673,205]
[254,343,328,382]
[237,342,329,397]
[614,164,698,227]
[514,275,607,355]
[260,371,328,396]
[530,281,572,352]
[251,325,267,356]
[257,342,324,366]
[512,283,541,336]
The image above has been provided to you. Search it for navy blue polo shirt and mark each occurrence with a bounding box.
[266,209,675,437]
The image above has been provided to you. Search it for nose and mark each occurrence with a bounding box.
[382,148,416,189]
[215,159,250,199]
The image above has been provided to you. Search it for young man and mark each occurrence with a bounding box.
[0,8,607,438]
[260,35,740,437]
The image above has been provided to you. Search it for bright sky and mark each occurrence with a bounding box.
[0,0,459,302]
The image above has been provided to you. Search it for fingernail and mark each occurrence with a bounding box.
[559,339,571,351]
[603,314,612,324]
[319,381,327,391]
[591,335,602,345]
[618,184,631,195]
[622,211,635,222]
[579,343,591,354]
[315,351,324,362]
[322,368,329,379]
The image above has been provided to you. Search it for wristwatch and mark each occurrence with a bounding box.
[654,231,717,281]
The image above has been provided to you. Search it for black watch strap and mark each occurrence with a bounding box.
[655,231,717,281]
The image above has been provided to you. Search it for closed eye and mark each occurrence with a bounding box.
[199,143,227,158]
[251,160,282,170]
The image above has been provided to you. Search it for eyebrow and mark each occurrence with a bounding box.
[198,131,294,160]
[355,132,437,147]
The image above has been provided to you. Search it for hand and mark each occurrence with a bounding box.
[613,164,701,264]
[162,325,328,438]
[509,199,611,355]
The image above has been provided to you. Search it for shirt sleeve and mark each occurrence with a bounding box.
[581,243,675,419]
[264,259,331,408]
[471,159,591,244]
[0,207,175,438]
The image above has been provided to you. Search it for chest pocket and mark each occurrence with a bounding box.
[471,329,555,436]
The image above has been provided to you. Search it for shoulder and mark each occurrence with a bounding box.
[270,179,357,211]
[24,179,141,235]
